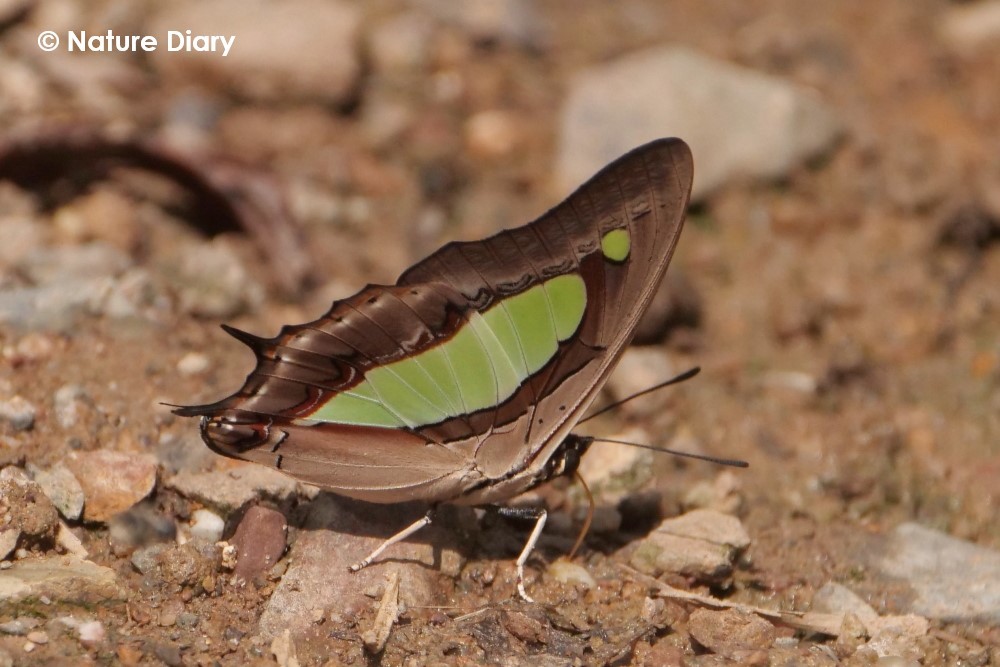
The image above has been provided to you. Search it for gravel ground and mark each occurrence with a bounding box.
[1,1,999,665]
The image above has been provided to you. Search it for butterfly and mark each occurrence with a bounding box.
[174,138,694,600]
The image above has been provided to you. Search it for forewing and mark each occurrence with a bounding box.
[401,138,694,478]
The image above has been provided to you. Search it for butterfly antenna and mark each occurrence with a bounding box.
[587,437,748,468]
[580,366,701,424]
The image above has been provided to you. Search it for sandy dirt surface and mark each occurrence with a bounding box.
[1,0,998,665]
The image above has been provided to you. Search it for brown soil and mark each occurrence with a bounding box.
[1,0,998,665]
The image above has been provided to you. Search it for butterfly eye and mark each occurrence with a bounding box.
[201,417,264,453]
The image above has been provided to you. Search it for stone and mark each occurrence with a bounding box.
[864,615,929,661]
[0,555,122,613]
[687,608,775,657]
[76,620,105,646]
[464,110,526,159]
[64,450,158,523]
[29,463,85,521]
[0,278,116,331]
[0,473,59,544]
[655,509,751,549]
[51,384,91,430]
[257,494,457,639]
[558,47,842,201]
[682,470,744,515]
[630,533,735,581]
[149,0,361,104]
[17,242,131,285]
[811,582,879,628]
[154,432,215,475]
[188,509,225,543]
[576,426,654,504]
[0,617,38,635]
[941,0,1000,51]
[168,238,264,319]
[629,509,749,581]
[131,543,215,589]
[0,530,17,561]
[0,396,35,432]
[98,268,168,320]
[875,522,1000,622]
[56,522,88,559]
[546,558,596,589]
[175,352,210,376]
[168,464,303,514]
[228,505,288,582]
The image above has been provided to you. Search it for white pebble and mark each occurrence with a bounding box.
[546,557,596,588]
[190,508,225,542]
[176,352,210,376]
[77,620,105,646]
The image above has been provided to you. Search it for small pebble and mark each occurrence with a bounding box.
[0,396,35,432]
[0,529,19,561]
[77,620,105,646]
[576,426,654,503]
[464,109,524,159]
[688,608,775,657]
[30,463,85,521]
[25,631,48,645]
[168,465,301,513]
[176,613,200,629]
[176,352,210,376]
[5,333,56,364]
[547,557,596,589]
[65,450,158,523]
[0,618,38,636]
[116,644,144,666]
[630,509,750,581]
[52,384,90,430]
[189,508,225,542]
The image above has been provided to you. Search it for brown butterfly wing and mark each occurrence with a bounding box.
[175,138,693,505]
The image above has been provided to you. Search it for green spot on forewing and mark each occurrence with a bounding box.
[601,228,630,261]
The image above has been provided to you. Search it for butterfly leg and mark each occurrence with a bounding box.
[490,506,548,603]
[348,508,436,573]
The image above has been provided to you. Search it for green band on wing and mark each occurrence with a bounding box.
[310,273,586,427]
[601,228,630,261]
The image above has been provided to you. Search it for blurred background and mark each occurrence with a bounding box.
[0,0,998,664]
